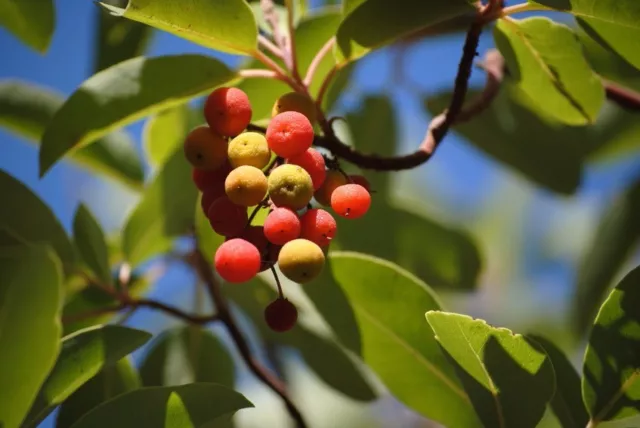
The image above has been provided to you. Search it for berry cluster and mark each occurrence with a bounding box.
[185,87,372,332]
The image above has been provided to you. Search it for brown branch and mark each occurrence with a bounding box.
[62,298,218,325]
[192,248,307,428]
[604,80,640,112]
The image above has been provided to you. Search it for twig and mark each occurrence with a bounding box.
[261,0,286,49]
[192,247,307,428]
[604,80,640,112]
[284,0,301,81]
[258,34,284,59]
[239,68,280,81]
[252,49,305,92]
[304,37,336,87]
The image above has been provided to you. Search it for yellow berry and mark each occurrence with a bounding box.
[225,165,268,207]
[268,164,314,210]
[228,132,271,169]
[278,239,325,284]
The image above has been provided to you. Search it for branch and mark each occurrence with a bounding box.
[62,298,218,325]
[192,248,308,428]
[604,80,640,112]
[258,34,284,59]
[284,0,301,81]
[305,37,336,87]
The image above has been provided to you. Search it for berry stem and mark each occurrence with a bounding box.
[304,37,336,87]
[258,34,285,59]
[192,247,308,428]
[247,196,270,227]
[271,265,284,298]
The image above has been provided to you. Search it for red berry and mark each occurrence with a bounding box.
[207,196,248,237]
[264,298,298,332]
[201,185,226,214]
[349,174,371,192]
[299,208,336,247]
[192,163,231,192]
[330,184,371,219]
[214,238,261,283]
[287,148,326,190]
[266,111,314,158]
[263,207,301,245]
[204,87,252,137]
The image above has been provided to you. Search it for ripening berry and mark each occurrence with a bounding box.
[278,239,325,284]
[299,209,336,247]
[272,92,317,124]
[287,148,326,190]
[204,87,252,137]
[183,125,228,170]
[266,111,314,158]
[314,170,348,206]
[264,298,298,332]
[192,162,232,192]
[201,185,226,214]
[225,165,268,207]
[207,196,248,237]
[228,132,271,169]
[349,174,371,192]
[331,184,371,219]
[267,164,314,210]
[235,225,271,271]
[214,238,261,283]
[263,207,301,245]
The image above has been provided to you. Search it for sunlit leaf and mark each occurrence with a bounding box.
[494,17,604,125]
[582,265,640,424]
[98,0,257,55]
[39,55,235,176]
[426,312,556,428]
[0,244,62,428]
[143,104,201,168]
[73,204,112,285]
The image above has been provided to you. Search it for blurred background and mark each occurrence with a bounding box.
[2,0,640,427]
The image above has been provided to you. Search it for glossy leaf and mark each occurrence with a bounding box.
[534,0,640,70]
[0,80,144,190]
[73,204,111,285]
[224,278,376,402]
[335,0,474,65]
[140,326,235,388]
[572,177,640,335]
[583,265,640,424]
[0,0,55,52]
[0,244,63,428]
[24,325,151,427]
[39,55,235,176]
[94,0,153,72]
[425,84,584,194]
[529,334,588,428]
[144,104,200,167]
[326,252,480,427]
[69,383,253,428]
[122,148,198,267]
[56,358,141,428]
[493,17,604,125]
[99,0,257,55]
[427,312,556,428]
[0,169,76,269]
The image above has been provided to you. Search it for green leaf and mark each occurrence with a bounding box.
[533,0,640,71]
[143,104,200,168]
[493,17,604,125]
[224,278,376,402]
[122,148,198,267]
[425,84,585,194]
[139,326,235,388]
[24,325,152,427]
[73,204,111,285]
[99,0,257,55]
[0,244,63,428]
[528,334,588,428]
[56,358,141,428]
[39,55,235,176]
[335,0,475,65]
[0,0,55,52]
[582,265,640,424]
[572,177,640,335]
[0,169,76,269]
[94,1,153,73]
[326,252,480,427]
[238,7,344,121]
[69,383,253,428]
[0,80,144,191]
[426,312,556,428]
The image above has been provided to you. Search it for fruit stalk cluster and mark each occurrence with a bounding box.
[185,87,372,332]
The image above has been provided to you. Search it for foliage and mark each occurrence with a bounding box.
[1,0,640,427]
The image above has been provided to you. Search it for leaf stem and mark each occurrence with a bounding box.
[284,0,301,82]
[304,37,336,87]
[238,68,279,80]
[486,2,554,21]
[252,49,305,92]
[258,34,285,59]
